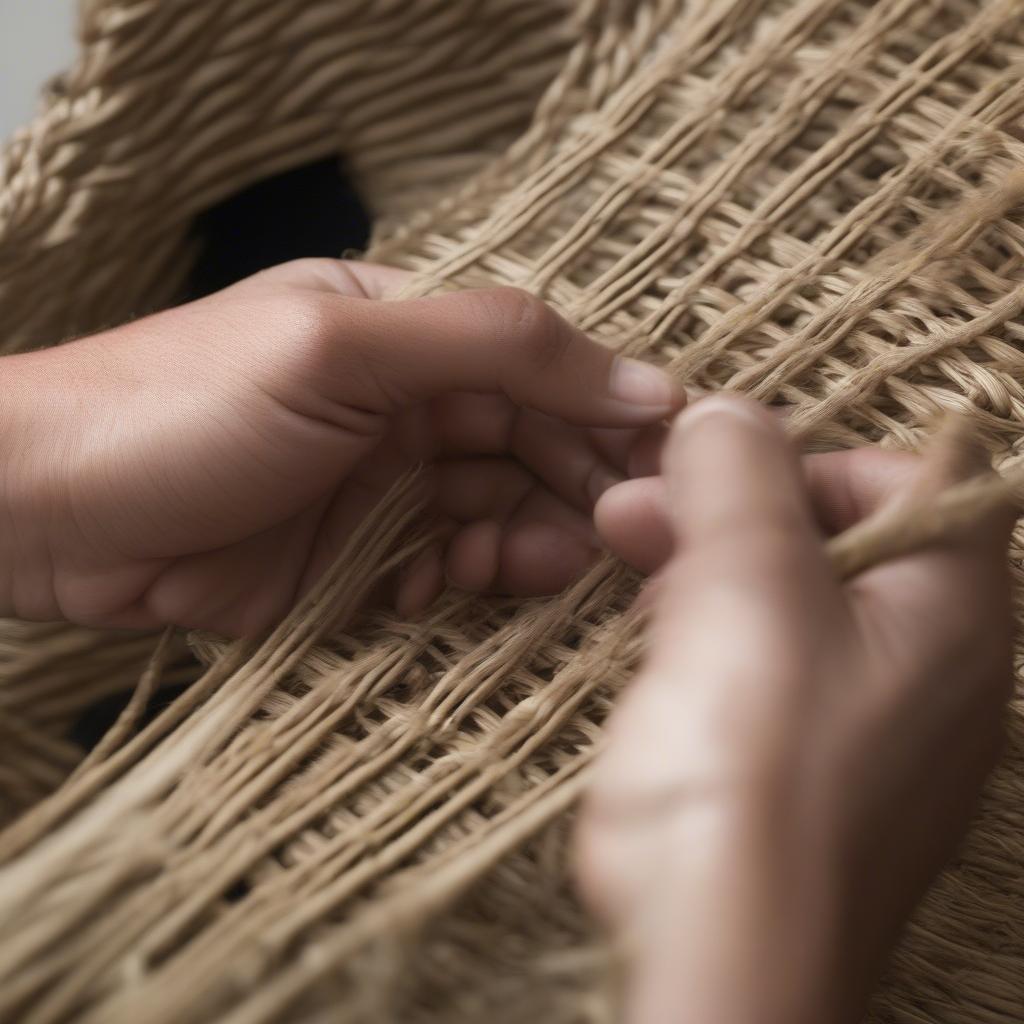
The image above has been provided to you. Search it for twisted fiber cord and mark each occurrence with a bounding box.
[0,475,432,1022]
[0,0,573,353]
[0,711,81,812]
[0,624,196,830]
[0,0,575,820]
[371,0,695,257]
[651,2,1016,353]
[4,2,1024,1023]
[285,5,1024,1014]
[575,0,925,332]
[827,420,1024,578]
[399,0,924,304]
[63,626,178,782]
[91,449,1024,1024]
[0,471,428,869]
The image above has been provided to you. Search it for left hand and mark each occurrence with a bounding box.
[0,259,682,635]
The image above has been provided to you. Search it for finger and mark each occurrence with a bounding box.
[594,478,671,574]
[446,520,502,592]
[394,543,446,618]
[661,395,820,565]
[589,425,650,474]
[415,396,634,512]
[433,459,598,594]
[511,410,625,512]
[413,392,518,460]
[632,572,667,613]
[432,457,599,545]
[803,448,918,535]
[320,286,685,425]
[298,439,418,594]
[432,458,535,522]
[497,514,598,595]
[640,394,835,677]
[597,449,919,576]
[847,423,1015,696]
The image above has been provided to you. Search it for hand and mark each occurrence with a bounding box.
[0,259,682,635]
[577,396,1015,1024]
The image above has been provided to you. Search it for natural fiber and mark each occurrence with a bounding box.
[3,1,1024,1021]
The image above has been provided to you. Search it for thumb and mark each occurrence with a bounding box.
[318,285,685,426]
[660,394,820,561]
[647,395,828,658]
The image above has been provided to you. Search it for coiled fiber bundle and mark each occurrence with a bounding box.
[3,1,1024,1021]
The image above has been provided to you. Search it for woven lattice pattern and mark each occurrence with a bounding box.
[3,1,1024,1021]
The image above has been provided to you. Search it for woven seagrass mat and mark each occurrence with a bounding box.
[3,1,1024,1021]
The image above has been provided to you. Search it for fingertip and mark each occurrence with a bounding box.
[608,358,686,418]
[667,393,775,447]
[662,394,777,511]
[660,393,818,553]
[594,478,672,574]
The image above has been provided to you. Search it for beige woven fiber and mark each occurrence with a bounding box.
[3,1,1024,1021]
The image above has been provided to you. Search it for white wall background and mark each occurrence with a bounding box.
[0,0,77,139]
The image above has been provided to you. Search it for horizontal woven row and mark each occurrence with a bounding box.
[2,1,1024,1021]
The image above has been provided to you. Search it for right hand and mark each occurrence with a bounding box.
[577,395,1015,1024]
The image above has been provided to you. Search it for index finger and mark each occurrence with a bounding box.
[319,285,686,427]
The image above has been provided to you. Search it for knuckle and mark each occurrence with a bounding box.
[289,290,338,354]
[293,293,402,410]
[478,286,569,369]
[257,290,345,384]
[478,285,537,322]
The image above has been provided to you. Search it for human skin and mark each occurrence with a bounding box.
[0,262,1013,1020]
[578,395,1016,1024]
[0,259,683,635]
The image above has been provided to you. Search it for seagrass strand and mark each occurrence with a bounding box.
[828,463,1024,580]
[3,1,1024,1022]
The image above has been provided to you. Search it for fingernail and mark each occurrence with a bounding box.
[610,358,679,408]
[674,394,768,433]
